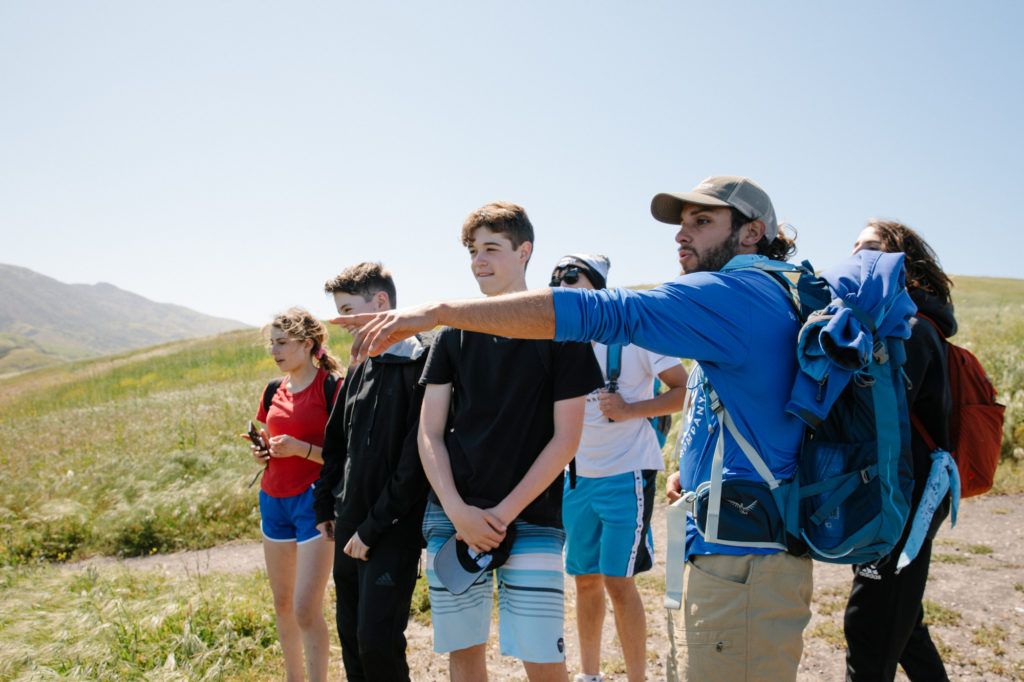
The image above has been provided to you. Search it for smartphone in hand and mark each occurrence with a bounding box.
[247,421,267,451]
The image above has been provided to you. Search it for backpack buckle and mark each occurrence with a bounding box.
[706,383,722,414]
[680,490,699,517]
[873,338,889,365]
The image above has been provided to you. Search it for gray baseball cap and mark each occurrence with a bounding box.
[433,526,517,595]
[651,175,778,241]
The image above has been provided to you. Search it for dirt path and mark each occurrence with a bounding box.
[74,494,1024,680]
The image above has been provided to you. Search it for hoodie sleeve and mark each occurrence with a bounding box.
[312,373,350,525]
[355,358,431,547]
[904,315,952,450]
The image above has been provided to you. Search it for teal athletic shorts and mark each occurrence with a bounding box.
[563,469,656,577]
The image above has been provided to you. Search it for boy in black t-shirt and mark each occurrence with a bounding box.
[418,201,603,681]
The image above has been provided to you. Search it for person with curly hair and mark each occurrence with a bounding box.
[844,220,955,681]
[247,307,342,682]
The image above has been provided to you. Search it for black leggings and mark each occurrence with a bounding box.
[333,532,421,682]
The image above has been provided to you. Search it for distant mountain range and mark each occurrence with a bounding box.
[0,263,248,375]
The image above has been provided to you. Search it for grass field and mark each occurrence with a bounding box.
[0,562,284,680]
[0,275,1021,679]
[0,330,352,565]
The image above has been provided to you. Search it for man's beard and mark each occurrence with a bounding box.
[683,228,741,274]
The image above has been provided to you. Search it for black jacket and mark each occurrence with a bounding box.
[312,332,433,548]
[905,288,957,538]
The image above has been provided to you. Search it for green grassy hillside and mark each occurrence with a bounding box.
[0,332,67,375]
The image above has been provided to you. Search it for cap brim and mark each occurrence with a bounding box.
[433,535,485,595]
[651,192,732,225]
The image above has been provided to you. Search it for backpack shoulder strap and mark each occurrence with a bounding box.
[691,379,787,550]
[322,373,340,412]
[262,378,284,414]
[745,259,831,321]
[915,313,948,341]
[910,411,939,452]
[606,344,622,382]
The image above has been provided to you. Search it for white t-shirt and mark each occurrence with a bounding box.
[574,342,682,478]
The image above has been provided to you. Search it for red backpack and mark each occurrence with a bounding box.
[910,315,1006,498]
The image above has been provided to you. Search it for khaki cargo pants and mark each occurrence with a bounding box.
[666,551,813,682]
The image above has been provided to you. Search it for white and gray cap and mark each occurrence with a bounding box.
[552,253,611,289]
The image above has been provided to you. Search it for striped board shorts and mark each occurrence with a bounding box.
[423,502,567,663]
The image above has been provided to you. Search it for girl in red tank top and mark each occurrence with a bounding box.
[244,307,341,682]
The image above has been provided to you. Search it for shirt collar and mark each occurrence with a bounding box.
[380,335,426,360]
[719,254,769,272]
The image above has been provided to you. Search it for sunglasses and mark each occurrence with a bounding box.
[549,267,583,287]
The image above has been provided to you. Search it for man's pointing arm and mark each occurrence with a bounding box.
[333,289,557,362]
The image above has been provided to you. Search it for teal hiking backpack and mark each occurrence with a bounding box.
[681,251,917,565]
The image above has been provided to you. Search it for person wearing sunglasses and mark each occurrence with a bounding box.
[551,254,688,682]
[549,262,601,288]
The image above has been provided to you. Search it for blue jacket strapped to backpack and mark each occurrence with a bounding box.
[780,251,917,427]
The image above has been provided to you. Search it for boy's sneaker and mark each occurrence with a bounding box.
[573,675,604,682]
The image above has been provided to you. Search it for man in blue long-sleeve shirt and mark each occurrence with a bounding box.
[340,176,814,681]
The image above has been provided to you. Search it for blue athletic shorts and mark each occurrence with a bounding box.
[563,469,656,577]
[259,485,321,544]
[422,502,567,663]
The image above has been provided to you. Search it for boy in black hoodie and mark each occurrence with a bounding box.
[313,262,432,682]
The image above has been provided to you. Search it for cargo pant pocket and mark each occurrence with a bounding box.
[675,555,751,680]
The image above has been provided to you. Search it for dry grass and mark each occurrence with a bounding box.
[0,562,291,680]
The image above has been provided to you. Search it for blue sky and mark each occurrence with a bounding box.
[2,1,1021,327]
